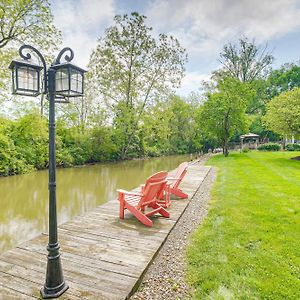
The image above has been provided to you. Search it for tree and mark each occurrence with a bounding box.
[200,78,255,156]
[0,0,61,114]
[141,99,173,156]
[263,88,300,139]
[58,73,109,133]
[168,95,196,154]
[266,63,300,98]
[88,12,187,159]
[0,0,60,50]
[217,38,273,83]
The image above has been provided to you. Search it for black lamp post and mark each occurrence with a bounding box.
[9,45,86,299]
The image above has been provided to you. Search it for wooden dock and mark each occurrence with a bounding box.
[0,162,211,299]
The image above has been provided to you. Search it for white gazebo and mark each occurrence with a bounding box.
[240,133,260,150]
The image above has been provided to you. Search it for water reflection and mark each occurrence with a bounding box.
[0,155,190,253]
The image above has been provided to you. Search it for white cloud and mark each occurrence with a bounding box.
[145,0,300,94]
[50,0,300,95]
[177,71,211,96]
[146,0,300,58]
[51,0,116,67]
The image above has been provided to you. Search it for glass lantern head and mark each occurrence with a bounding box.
[9,60,43,96]
[52,63,86,98]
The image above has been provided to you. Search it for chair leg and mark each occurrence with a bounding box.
[119,194,125,219]
[171,188,188,199]
[151,203,170,218]
[127,205,153,227]
[119,204,125,219]
[165,184,171,207]
[156,184,171,208]
[158,206,170,218]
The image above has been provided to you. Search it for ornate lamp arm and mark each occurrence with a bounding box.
[54,47,74,65]
[19,44,48,93]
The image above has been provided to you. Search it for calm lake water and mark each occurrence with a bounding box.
[0,154,190,253]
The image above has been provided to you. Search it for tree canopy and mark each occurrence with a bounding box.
[199,78,255,156]
[0,0,61,107]
[217,38,273,83]
[0,0,60,50]
[89,12,187,158]
[263,88,300,138]
[266,63,300,98]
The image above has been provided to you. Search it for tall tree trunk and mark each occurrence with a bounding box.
[223,109,230,157]
[224,142,229,157]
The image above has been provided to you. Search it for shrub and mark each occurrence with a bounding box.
[10,113,48,170]
[258,143,281,151]
[285,143,300,151]
[145,146,161,157]
[0,133,31,176]
[242,148,250,153]
[90,127,118,161]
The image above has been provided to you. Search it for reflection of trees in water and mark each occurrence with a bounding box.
[0,171,48,222]
[0,218,43,252]
[0,154,189,253]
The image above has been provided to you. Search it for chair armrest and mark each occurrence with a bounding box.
[117,189,141,196]
[167,177,181,181]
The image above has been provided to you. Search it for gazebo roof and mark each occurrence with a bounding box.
[240,132,260,139]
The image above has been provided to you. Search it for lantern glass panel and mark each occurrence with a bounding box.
[70,69,83,94]
[55,68,69,92]
[17,66,39,91]
[12,69,17,92]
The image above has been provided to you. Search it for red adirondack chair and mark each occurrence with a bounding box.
[166,162,189,199]
[141,171,171,208]
[118,171,170,227]
[156,162,188,207]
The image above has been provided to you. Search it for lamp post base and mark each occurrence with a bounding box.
[40,281,69,299]
[40,242,68,299]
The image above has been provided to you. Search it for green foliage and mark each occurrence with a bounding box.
[141,100,172,156]
[263,88,300,138]
[247,114,280,142]
[246,79,270,114]
[0,96,203,176]
[0,115,43,175]
[199,78,255,156]
[217,38,273,83]
[90,127,119,161]
[168,96,195,154]
[89,12,187,159]
[0,0,61,50]
[0,131,29,175]
[257,143,281,151]
[0,0,61,112]
[11,113,48,169]
[187,152,300,299]
[141,95,201,156]
[285,143,300,151]
[267,63,300,98]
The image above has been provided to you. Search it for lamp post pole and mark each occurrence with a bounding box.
[9,45,86,298]
[40,67,69,298]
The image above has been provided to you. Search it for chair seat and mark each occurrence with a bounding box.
[118,171,170,227]
[125,195,141,206]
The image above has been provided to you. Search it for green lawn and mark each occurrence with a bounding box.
[187,151,300,299]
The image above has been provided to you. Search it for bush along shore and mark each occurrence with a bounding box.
[0,112,201,177]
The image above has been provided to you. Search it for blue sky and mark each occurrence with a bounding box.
[50,0,300,96]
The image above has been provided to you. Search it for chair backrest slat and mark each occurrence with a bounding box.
[171,162,188,188]
[137,171,167,208]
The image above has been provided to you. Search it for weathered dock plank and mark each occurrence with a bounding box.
[0,284,36,300]
[0,163,211,299]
